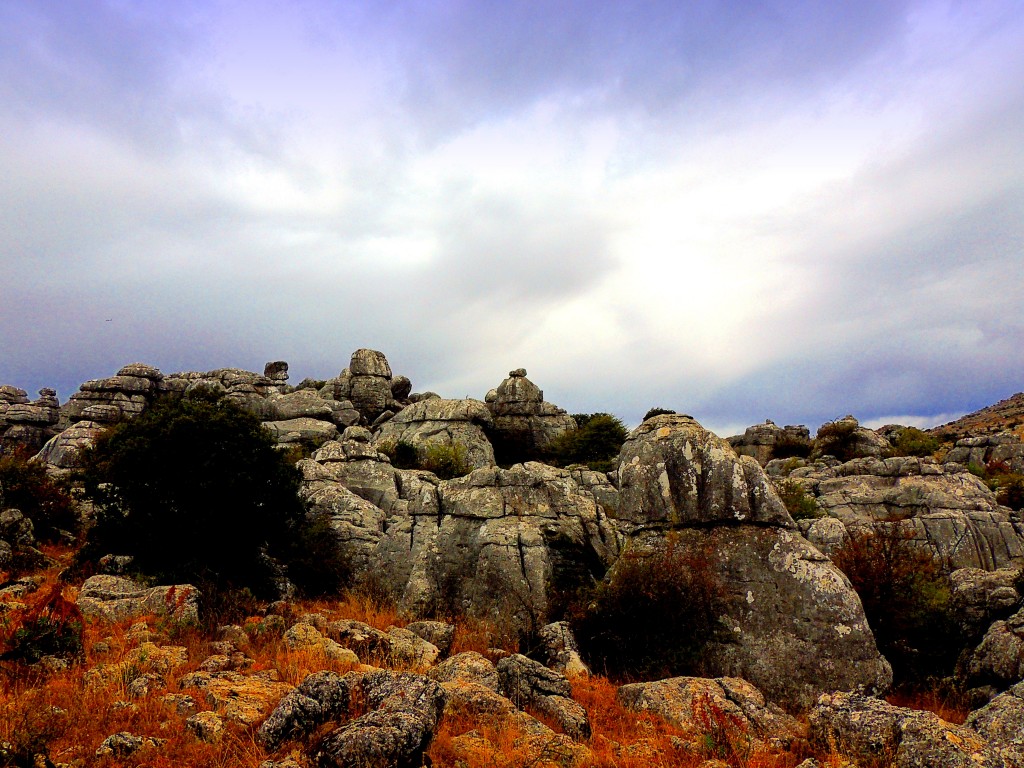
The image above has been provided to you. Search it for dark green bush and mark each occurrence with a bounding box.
[832,523,964,687]
[642,407,676,422]
[771,432,813,460]
[570,536,724,680]
[79,392,332,603]
[1,585,84,665]
[546,413,629,473]
[887,427,939,458]
[775,478,821,520]
[379,439,420,470]
[0,448,78,543]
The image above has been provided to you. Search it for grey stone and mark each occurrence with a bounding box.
[373,397,496,469]
[78,575,199,625]
[809,692,1004,768]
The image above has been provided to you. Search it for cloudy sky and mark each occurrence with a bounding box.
[2,0,1022,436]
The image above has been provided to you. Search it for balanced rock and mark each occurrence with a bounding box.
[485,369,576,464]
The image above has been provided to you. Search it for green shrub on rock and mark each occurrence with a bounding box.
[775,478,821,520]
[887,427,940,458]
[79,392,339,605]
[546,413,629,473]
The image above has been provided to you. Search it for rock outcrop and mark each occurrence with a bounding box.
[302,440,621,632]
[617,676,805,751]
[0,387,61,454]
[615,414,892,711]
[782,457,1024,571]
[947,434,1024,475]
[809,692,1005,768]
[258,669,447,768]
[485,369,576,464]
[77,575,200,625]
[729,421,812,466]
[374,397,496,469]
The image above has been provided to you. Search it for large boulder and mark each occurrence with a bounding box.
[957,605,1024,692]
[784,457,1024,572]
[614,415,892,711]
[374,398,496,469]
[485,369,576,464]
[61,363,163,427]
[36,420,107,471]
[331,349,397,423]
[809,692,1004,768]
[966,682,1024,767]
[77,575,199,625]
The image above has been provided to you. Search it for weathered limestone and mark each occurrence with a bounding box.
[301,446,621,633]
[77,575,199,625]
[809,692,1005,768]
[948,434,1024,475]
[966,682,1024,767]
[729,421,812,466]
[0,388,61,454]
[785,457,1024,571]
[485,369,576,464]
[37,420,107,470]
[615,415,891,711]
[374,398,496,469]
[617,676,805,751]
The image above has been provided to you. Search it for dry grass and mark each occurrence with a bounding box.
[0,558,863,767]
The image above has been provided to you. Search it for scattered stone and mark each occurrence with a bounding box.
[180,670,294,727]
[497,654,591,740]
[95,732,166,758]
[186,711,225,743]
[404,620,455,658]
[427,651,500,692]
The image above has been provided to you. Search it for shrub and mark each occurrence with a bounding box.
[831,523,964,687]
[377,439,472,479]
[772,432,813,460]
[642,407,676,422]
[815,419,860,462]
[570,535,724,680]
[1,584,84,665]
[887,427,940,458]
[775,478,821,520]
[546,413,629,473]
[0,448,78,543]
[79,392,326,603]
[420,443,472,479]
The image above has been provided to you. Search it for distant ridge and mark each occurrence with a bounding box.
[930,392,1024,441]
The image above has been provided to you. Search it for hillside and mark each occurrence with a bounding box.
[930,392,1024,442]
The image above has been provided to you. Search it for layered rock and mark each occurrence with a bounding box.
[729,421,812,466]
[374,398,496,470]
[329,349,399,423]
[0,388,61,454]
[36,420,107,471]
[485,369,576,464]
[948,434,1024,475]
[615,414,891,711]
[784,457,1024,571]
[62,363,163,427]
[617,676,805,752]
[301,441,621,633]
[813,415,891,460]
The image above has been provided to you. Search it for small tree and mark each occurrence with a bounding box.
[80,392,319,602]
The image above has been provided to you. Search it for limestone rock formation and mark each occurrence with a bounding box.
[257,669,447,768]
[615,414,892,711]
[951,567,1023,640]
[77,575,199,625]
[301,445,621,633]
[373,397,496,469]
[813,415,892,460]
[948,434,1024,475]
[966,682,1024,767]
[62,363,164,427]
[330,349,398,423]
[485,369,576,464]
[496,653,591,740]
[957,605,1024,693]
[0,388,61,454]
[617,676,805,751]
[729,421,812,466]
[809,692,1004,768]
[782,456,1024,571]
[37,420,107,471]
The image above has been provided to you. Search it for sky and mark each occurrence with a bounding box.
[2,0,1023,437]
